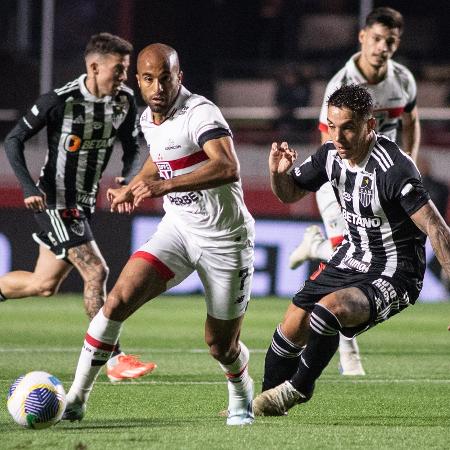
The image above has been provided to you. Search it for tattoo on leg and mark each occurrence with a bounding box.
[68,243,108,320]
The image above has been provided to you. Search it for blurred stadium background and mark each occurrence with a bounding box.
[0,0,449,300]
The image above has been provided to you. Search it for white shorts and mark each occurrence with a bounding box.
[134,215,255,320]
[316,182,345,241]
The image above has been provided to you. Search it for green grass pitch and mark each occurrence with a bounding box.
[0,295,449,449]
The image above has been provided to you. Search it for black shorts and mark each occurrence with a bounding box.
[32,208,94,260]
[293,263,422,338]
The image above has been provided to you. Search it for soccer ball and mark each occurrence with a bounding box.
[7,371,66,429]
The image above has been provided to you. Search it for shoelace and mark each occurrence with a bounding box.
[118,354,146,367]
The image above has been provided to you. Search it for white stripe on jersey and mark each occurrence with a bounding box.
[371,149,390,172]
[92,148,108,189]
[75,102,94,193]
[54,79,79,96]
[171,160,209,177]
[102,102,113,138]
[23,118,32,129]
[374,142,394,166]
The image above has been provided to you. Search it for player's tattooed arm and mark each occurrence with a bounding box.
[411,201,450,279]
[68,243,107,320]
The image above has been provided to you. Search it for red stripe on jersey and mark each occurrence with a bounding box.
[374,107,404,118]
[318,122,328,133]
[85,333,116,352]
[165,150,209,171]
[130,251,175,280]
[330,235,344,248]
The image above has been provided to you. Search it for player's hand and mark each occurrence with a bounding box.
[24,194,47,212]
[107,186,134,214]
[269,142,297,175]
[131,180,167,208]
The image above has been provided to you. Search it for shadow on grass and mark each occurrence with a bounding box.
[55,417,217,431]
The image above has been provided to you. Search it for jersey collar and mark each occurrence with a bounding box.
[342,131,377,172]
[145,85,192,125]
[78,74,113,103]
[347,53,394,85]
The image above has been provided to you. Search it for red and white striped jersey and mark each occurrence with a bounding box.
[140,86,253,237]
[319,53,417,141]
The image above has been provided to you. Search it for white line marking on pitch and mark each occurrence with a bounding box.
[0,348,267,353]
[1,379,448,385]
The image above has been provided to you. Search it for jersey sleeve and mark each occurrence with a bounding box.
[187,102,232,148]
[290,145,329,192]
[4,91,60,198]
[386,157,430,215]
[116,94,142,183]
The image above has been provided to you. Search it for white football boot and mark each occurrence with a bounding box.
[226,376,255,425]
[289,225,326,269]
[338,336,365,376]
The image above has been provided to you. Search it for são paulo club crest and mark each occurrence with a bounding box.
[359,175,373,207]
[156,161,173,179]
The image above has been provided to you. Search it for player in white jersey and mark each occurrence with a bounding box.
[62,43,255,426]
[288,7,421,376]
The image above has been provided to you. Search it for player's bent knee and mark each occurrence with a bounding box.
[35,279,60,297]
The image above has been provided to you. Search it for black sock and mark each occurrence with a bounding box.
[0,289,6,301]
[111,341,122,357]
[290,304,340,396]
[262,324,304,391]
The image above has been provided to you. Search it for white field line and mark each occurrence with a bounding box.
[0,347,266,354]
[1,379,449,385]
[85,379,450,385]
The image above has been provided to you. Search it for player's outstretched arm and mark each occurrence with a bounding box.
[410,201,450,279]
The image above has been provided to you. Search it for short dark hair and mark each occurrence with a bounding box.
[327,84,373,120]
[365,7,404,35]
[85,33,133,58]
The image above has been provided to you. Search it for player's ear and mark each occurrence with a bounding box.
[136,74,141,87]
[178,71,183,85]
[358,29,366,45]
[368,117,376,132]
[88,61,99,75]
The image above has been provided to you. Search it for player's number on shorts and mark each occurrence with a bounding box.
[239,267,249,290]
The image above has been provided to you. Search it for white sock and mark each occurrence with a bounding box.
[339,334,360,354]
[313,239,334,261]
[67,308,123,404]
[219,341,253,413]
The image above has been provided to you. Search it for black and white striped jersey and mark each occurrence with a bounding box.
[4,74,141,212]
[291,133,430,281]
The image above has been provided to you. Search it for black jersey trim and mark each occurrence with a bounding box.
[198,128,231,148]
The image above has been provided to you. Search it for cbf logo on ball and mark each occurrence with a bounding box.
[359,175,373,207]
